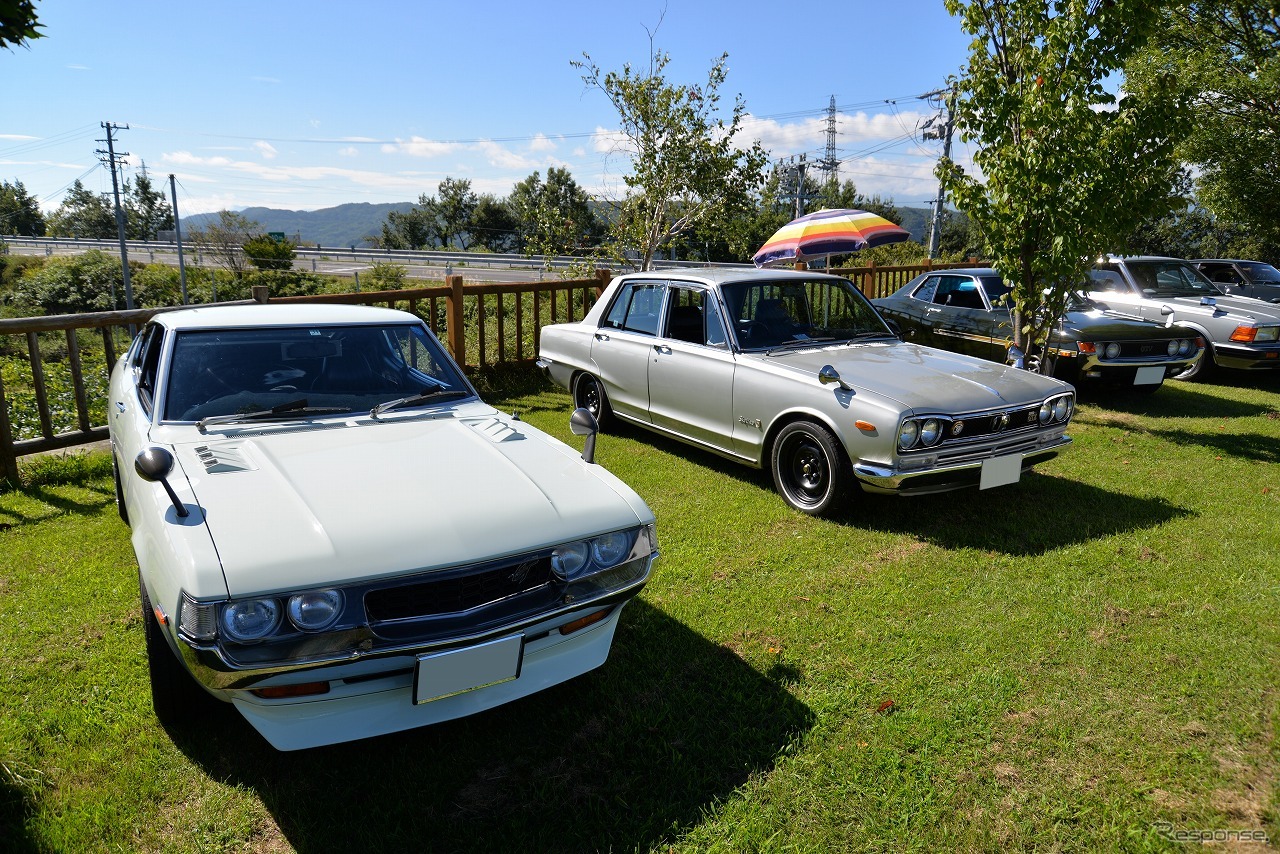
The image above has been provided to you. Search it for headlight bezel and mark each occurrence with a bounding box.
[552,527,646,581]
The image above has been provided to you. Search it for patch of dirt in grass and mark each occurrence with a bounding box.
[875,537,928,563]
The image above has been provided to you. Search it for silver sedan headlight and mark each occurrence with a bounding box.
[919,418,942,446]
[898,420,920,450]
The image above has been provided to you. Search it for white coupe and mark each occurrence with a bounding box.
[109,304,657,751]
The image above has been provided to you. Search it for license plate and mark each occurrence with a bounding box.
[979,454,1022,489]
[1134,366,1165,385]
[413,634,523,705]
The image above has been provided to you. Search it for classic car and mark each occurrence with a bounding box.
[537,267,1075,517]
[1191,259,1280,304]
[1089,255,1280,379]
[873,268,1204,391]
[109,303,658,751]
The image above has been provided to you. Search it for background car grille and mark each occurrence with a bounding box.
[1108,340,1174,359]
[364,558,554,622]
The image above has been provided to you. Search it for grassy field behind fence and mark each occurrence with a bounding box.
[1,374,1277,852]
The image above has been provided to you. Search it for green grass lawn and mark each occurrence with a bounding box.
[1,375,1277,852]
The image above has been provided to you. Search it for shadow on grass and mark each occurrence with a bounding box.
[1079,380,1279,419]
[169,600,813,852]
[0,772,40,854]
[0,483,114,532]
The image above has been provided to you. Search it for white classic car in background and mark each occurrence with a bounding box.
[110,304,657,751]
[538,267,1076,516]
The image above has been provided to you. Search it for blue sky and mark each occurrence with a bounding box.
[1,1,977,216]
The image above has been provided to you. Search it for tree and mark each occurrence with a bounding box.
[0,0,42,50]
[0,179,45,236]
[45,180,115,239]
[573,36,769,271]
[189,210,260,276]
[817,179,903,228]
[938,0,1188,373]
[381,196,435,250]
[509,167,600,260]
[244,234,296,271]
[1125,2,1280,249]
[469,194,518,253]
[124,173,173,240]
[431,177,479,249]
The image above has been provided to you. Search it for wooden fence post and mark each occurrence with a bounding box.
[0,376,19,484]
[595,268,612,297]
[446,274,466,364]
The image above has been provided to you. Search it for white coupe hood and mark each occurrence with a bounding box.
[169,411,647,597]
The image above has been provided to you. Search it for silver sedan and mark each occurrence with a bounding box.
[538,267,1076,516]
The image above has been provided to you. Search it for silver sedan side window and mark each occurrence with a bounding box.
[603,282,664,336]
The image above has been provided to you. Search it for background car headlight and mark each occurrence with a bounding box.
[590,531,632,567]
[1039,401,1053,423]
[898,420,919,450]
[551,541,590,579]
[1167,340,1180,356]
[1103,342,1121,359]
[1255,326,1280,343]
[221,598,281,642]
[1178,339,1193,356]
[287,589,344,632]
[1052,396,1071,421]
[919,418,942,446]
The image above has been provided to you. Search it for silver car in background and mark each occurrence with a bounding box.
[1089,255,1280,379]
[538,268,1075,516]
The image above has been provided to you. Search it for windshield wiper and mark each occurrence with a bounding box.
[197,398,352,433]
[370,389,471,419]
[765,337,837,355]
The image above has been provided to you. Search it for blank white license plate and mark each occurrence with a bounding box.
[413,634,523,705]
[979,454,1022,489]
[1134,366,1165,385]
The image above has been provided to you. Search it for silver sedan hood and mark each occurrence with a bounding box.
[755,341,1069,413]
[166,409,648,597]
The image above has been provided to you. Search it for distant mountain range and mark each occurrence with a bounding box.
[182,202,935,250]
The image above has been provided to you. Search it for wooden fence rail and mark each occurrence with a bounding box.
[0,261,970,480]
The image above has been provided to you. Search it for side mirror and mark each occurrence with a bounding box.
[134,447,189,518]
[818,364,851,391]
[569,408,599,464]
[1160,304,1174,316]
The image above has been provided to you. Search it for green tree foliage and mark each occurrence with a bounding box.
[509,167,600,261]
[45,180,115,239]
[380,179,482,250]
[573,41,769,271]
[243,234,296,271]
[11,250,126,314]
[124,173,173,240]
[1125,2,1280,250]
[939,0,1188,371]
[0,0,42,49]
[380,196,435,250]
[0,179,45,236]
[363,261,408,291]
[189,210,260,276]
[469,194,518,252]
[817,179,903,227]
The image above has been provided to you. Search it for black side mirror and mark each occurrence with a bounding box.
[135,447,190,518]
[569,408,599,464]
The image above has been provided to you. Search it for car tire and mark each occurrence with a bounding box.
[1171,343,1214,381]
[113,456,129,527]
[770,421,851,517]
[140,575,215,726]
[573,373,613,428]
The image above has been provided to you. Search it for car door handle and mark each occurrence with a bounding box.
[115,401,126,413]
[594,332,610,342]
[653,344,672,355]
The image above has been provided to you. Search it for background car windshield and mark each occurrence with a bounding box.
[1240,262,1280,283]
[721,278,890,349]
[164,323,467,421]
[1124,261,1220,298]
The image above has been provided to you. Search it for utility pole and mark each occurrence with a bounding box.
[818,95,840,194]
[169,174,188,304]
[793,154,809,219]
[922,86,957,259]
[97,122,134,310]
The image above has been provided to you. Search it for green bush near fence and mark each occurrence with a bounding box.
[0,355,109,442]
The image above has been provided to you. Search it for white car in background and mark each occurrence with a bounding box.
[109,303,657,751]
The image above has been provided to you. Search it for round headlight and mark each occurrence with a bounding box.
[898,420,919,450]
[1166,339,1179,356]
[920,418,942,446]
[590,531,632,568]
[551,541,590,579]
[221,598,281,642]
[1178,339,1192,356]
[287,589,344,632]
[1103,342,1121,359]
[1039,401,1053,423]
[1052,396,1070,422]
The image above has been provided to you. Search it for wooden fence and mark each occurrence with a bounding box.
[0,261,970,480]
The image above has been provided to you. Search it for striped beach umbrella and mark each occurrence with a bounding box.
[752,208,911,268]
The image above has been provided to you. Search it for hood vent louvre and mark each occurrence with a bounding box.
[193,444,257,474]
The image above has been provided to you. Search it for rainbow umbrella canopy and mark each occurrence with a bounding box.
[752,208,911,268]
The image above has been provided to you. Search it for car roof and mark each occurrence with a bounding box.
[616,266,850,286]
[1189,259,1257,264]
[149,303,418,331]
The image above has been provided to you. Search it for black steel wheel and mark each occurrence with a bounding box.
[141,575,215,726]
[573,373,613,427]
[770,421,850,517]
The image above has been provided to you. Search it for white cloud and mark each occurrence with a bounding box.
[254,141,278,160]
[338,147,359,157]
[529,133,556,153]
[381,137,464,158]
[0,134,38,141]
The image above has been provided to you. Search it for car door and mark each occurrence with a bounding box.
[647,283,736,451]
[925,274,997,358]
[589,279,664,423]
[111,323,166,510]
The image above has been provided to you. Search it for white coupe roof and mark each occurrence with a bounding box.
[149,303,416,330]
